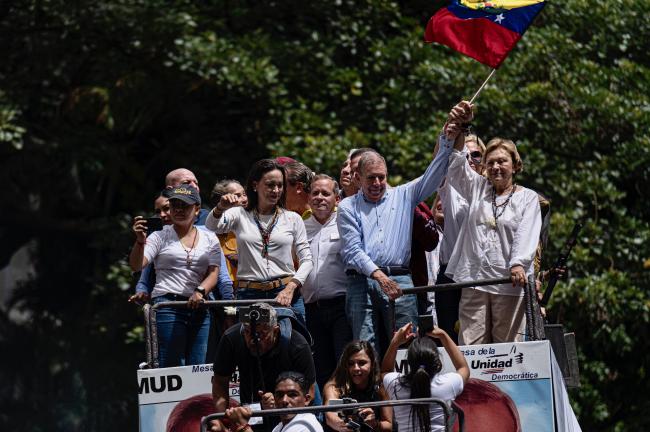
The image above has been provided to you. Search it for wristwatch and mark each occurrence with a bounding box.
[195,286,206,296]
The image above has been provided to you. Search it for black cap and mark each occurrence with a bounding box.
[167,184,201,205]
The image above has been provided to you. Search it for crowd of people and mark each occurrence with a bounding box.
[129,100,549,431]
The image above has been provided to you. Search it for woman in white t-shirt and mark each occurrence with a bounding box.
[130,184,222,367]
[444,101,542,345]
[205,159,313,322]
[381,323,469,432]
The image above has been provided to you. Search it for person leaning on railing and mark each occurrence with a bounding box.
[129,184,222,367]
[381,323,469,432]
[205,159,313,323]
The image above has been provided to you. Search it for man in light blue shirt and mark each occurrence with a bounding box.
[337,134,455,356]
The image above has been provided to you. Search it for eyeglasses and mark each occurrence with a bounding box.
[466,151,483,164]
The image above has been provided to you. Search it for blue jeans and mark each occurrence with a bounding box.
[236,285,306,325]
[345,273,418,357]
[153,294,210,368]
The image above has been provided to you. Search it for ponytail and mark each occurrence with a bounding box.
[410,366,432,432]
[398,337,442,432]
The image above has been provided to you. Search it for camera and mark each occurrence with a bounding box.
[239,305,271,325]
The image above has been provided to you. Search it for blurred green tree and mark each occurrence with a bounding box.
[0,0,648,430]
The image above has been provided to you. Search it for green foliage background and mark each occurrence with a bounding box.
[0,1,648,430]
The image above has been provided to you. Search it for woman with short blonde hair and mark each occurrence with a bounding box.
[444,101,542,345]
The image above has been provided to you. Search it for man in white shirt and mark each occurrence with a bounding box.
[221,371,323,432]
[302,174,352,389]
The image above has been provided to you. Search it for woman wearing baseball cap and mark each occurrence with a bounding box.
[130,184,223,367]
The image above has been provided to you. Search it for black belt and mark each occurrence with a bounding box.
[345,266,411,277]
[159,293,191,301]
[305,295,346,308]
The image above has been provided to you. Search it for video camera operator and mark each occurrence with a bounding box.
[211,303,316,432]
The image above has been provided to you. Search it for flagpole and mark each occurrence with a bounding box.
[469,68,496,104]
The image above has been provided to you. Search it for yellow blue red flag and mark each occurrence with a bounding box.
[425,0,545,68]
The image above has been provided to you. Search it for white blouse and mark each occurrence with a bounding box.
[144,225,222,298]
[445,150,541,296]
[205,207,313,284]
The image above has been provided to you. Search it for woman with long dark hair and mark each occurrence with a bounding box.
[381,323,469,432]
[205,159,313,320]
[323,341,392,432]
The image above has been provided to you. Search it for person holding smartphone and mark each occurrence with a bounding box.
[381,323,469,432]
[129,191,171,305]
[130,184,222,367]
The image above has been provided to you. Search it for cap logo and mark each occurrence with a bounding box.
[173,188,192,195]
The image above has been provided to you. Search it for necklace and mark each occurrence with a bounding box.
[489,184,516,229]
[253,207,280,259]
[179,227,198,268]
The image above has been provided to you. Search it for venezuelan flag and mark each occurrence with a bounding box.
[424,0,545,68]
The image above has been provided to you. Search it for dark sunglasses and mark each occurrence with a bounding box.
[466,151,483,163]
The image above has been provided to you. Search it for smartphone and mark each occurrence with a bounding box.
[144,217,163,236]
[417,314,434,336]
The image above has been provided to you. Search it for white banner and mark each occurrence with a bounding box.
[137,365,239,432]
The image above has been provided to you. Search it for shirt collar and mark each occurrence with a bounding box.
[361,188,390,204]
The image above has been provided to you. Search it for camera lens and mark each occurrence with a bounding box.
[249,310,260,321]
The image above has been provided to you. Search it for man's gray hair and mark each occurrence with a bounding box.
[310,174,340,196]
[357,151,386,175]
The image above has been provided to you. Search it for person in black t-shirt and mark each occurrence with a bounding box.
[211,303,315,432]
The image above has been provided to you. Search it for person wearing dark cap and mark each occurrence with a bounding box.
[211,303,316,432]
[130,184,223,367]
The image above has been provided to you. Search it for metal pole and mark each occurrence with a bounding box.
[149,299,280,311]
[400,277,511,295]
[469,68,496,104]
[200,398,458,432]
[146,299,280,368]
[143,304,152,368]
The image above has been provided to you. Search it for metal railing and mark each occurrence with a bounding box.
[142,299,279,369]
[400,277,511,295]
[398,276,546,341]
[200,398,464,432]
[140,276,548,368]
